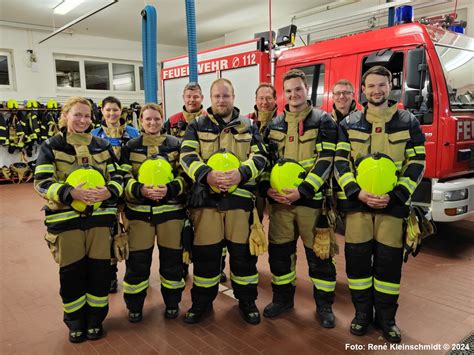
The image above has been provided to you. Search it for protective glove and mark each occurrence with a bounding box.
[188,182,210,208]
[249,208,268,256]
[181,218,194,264]
[44,232,60,264]
[403,208,422,262]
[313,214,331,260]
[113,227,129,262]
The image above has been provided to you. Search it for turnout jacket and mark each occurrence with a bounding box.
[180,107,267,211]
[334,102,426,218]
[262,103,338,208]
[120,133,187,224]
[164,106,207,139]
[34,130,123,233]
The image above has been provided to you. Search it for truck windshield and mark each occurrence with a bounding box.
[435,44,474,111]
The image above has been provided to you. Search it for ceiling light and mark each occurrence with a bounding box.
[54,0,85,15]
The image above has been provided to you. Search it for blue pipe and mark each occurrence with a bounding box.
[387,0,395,27]
[185,0,198,83]
[141,5,158,103]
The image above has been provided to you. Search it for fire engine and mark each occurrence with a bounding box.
[161,22,474,223]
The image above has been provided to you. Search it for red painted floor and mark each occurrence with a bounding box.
[0,183,473,354]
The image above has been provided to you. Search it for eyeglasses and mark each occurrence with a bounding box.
[332,91,353,97]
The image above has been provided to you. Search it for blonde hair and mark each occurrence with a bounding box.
[139,103,163,119]
[59,96,92,128]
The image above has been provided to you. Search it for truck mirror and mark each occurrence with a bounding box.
[406,48,427,89]
[404,89,422,110]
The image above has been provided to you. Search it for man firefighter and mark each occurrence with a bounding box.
[164,82,228,282]
[331,79,357,123]
[247,82,278,222]
[180,78,267,324]
[262,69,338,328]
[334,65,426,343]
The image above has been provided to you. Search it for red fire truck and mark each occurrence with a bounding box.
[161,22,474,222]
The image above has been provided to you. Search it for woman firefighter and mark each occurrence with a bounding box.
[119,103,187,322]
[34,96,123,343]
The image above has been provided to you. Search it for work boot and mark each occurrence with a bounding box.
[86,327,104,341]
[350,312,372,336]
[164,306,179,320]
[263,301,294,318]
[128,311,143,323]
[183,305,212,324]
[316,306,335,328]
[68,329,86,344]
[374,319,402,343]
[239,301,260,325]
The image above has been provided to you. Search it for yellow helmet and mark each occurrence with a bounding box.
[356,153,398,196]
[206,150,241,193]
[138,157,174,187]
[270,159,306,194]
[66,167,106,212]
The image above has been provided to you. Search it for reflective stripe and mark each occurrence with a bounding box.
[47,182,62,201]
[182,140,199,149]
[312,191,323,200]
[414,146,425,155]
[338,172,356,189]
[405,148,416,158]
[374,277,400,295]
[242,160,258,180]
[127,203,151,213]
[300,158,315,169]
[63,295,86,313]
[336,141,351,151]
[305,172,324,191]
[398,176,417,194]
[108,180,123,195]
[45,207,117,224]
[160,275,185,289]
[271,270,296,285]
[230,272,259,285]
[176,176,185,194]
[126,179,137,196]
[35,164,55,174]
[121,163,132,172]
[123,279,150,294]
[348,277,373,290]
[322,141,336,151]
[310,278,336,292]
[188,161,206,179]
[231,188,254,199]
[251,145,260,153]
[394,161,403,170]
[336,191,347,200]
[193,274,220,288]
[316,143,323,152]
[152,204,184,215]
[107,164,115,173]
[86,293,108,308]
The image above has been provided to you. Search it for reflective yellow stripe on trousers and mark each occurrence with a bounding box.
[63,295,86,313]
[86,293,109,308]
[193,274,220,288]
[160,275,185,289]
[230,272,259,285]
[123,279,150,294]
[271,270,296,285]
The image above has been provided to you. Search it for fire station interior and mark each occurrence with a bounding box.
[1,1,473,354]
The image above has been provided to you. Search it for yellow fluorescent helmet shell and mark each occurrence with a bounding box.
[270,160,306,194]
[356,155,398,196]
[207,151,241,193]
[138,158,174,187]
[66,168,106,212]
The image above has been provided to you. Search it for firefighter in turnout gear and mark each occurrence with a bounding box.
[34,96,123,343]
[180,78,267,324]
[261,69,338,328]
[91,96,140,293]
[334,66,426,343]
[120,104,187,323]
[247,83,278,222]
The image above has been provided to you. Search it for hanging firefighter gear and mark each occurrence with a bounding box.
[248,208,267,256]
[403,205,436,262]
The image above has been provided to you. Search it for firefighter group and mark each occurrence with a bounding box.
[34,65,425,344]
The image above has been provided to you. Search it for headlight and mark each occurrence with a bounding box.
[444,189,468,201]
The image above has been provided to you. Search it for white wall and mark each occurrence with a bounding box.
[0,25,186,105]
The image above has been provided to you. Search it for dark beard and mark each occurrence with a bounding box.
[367,97,387,106]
